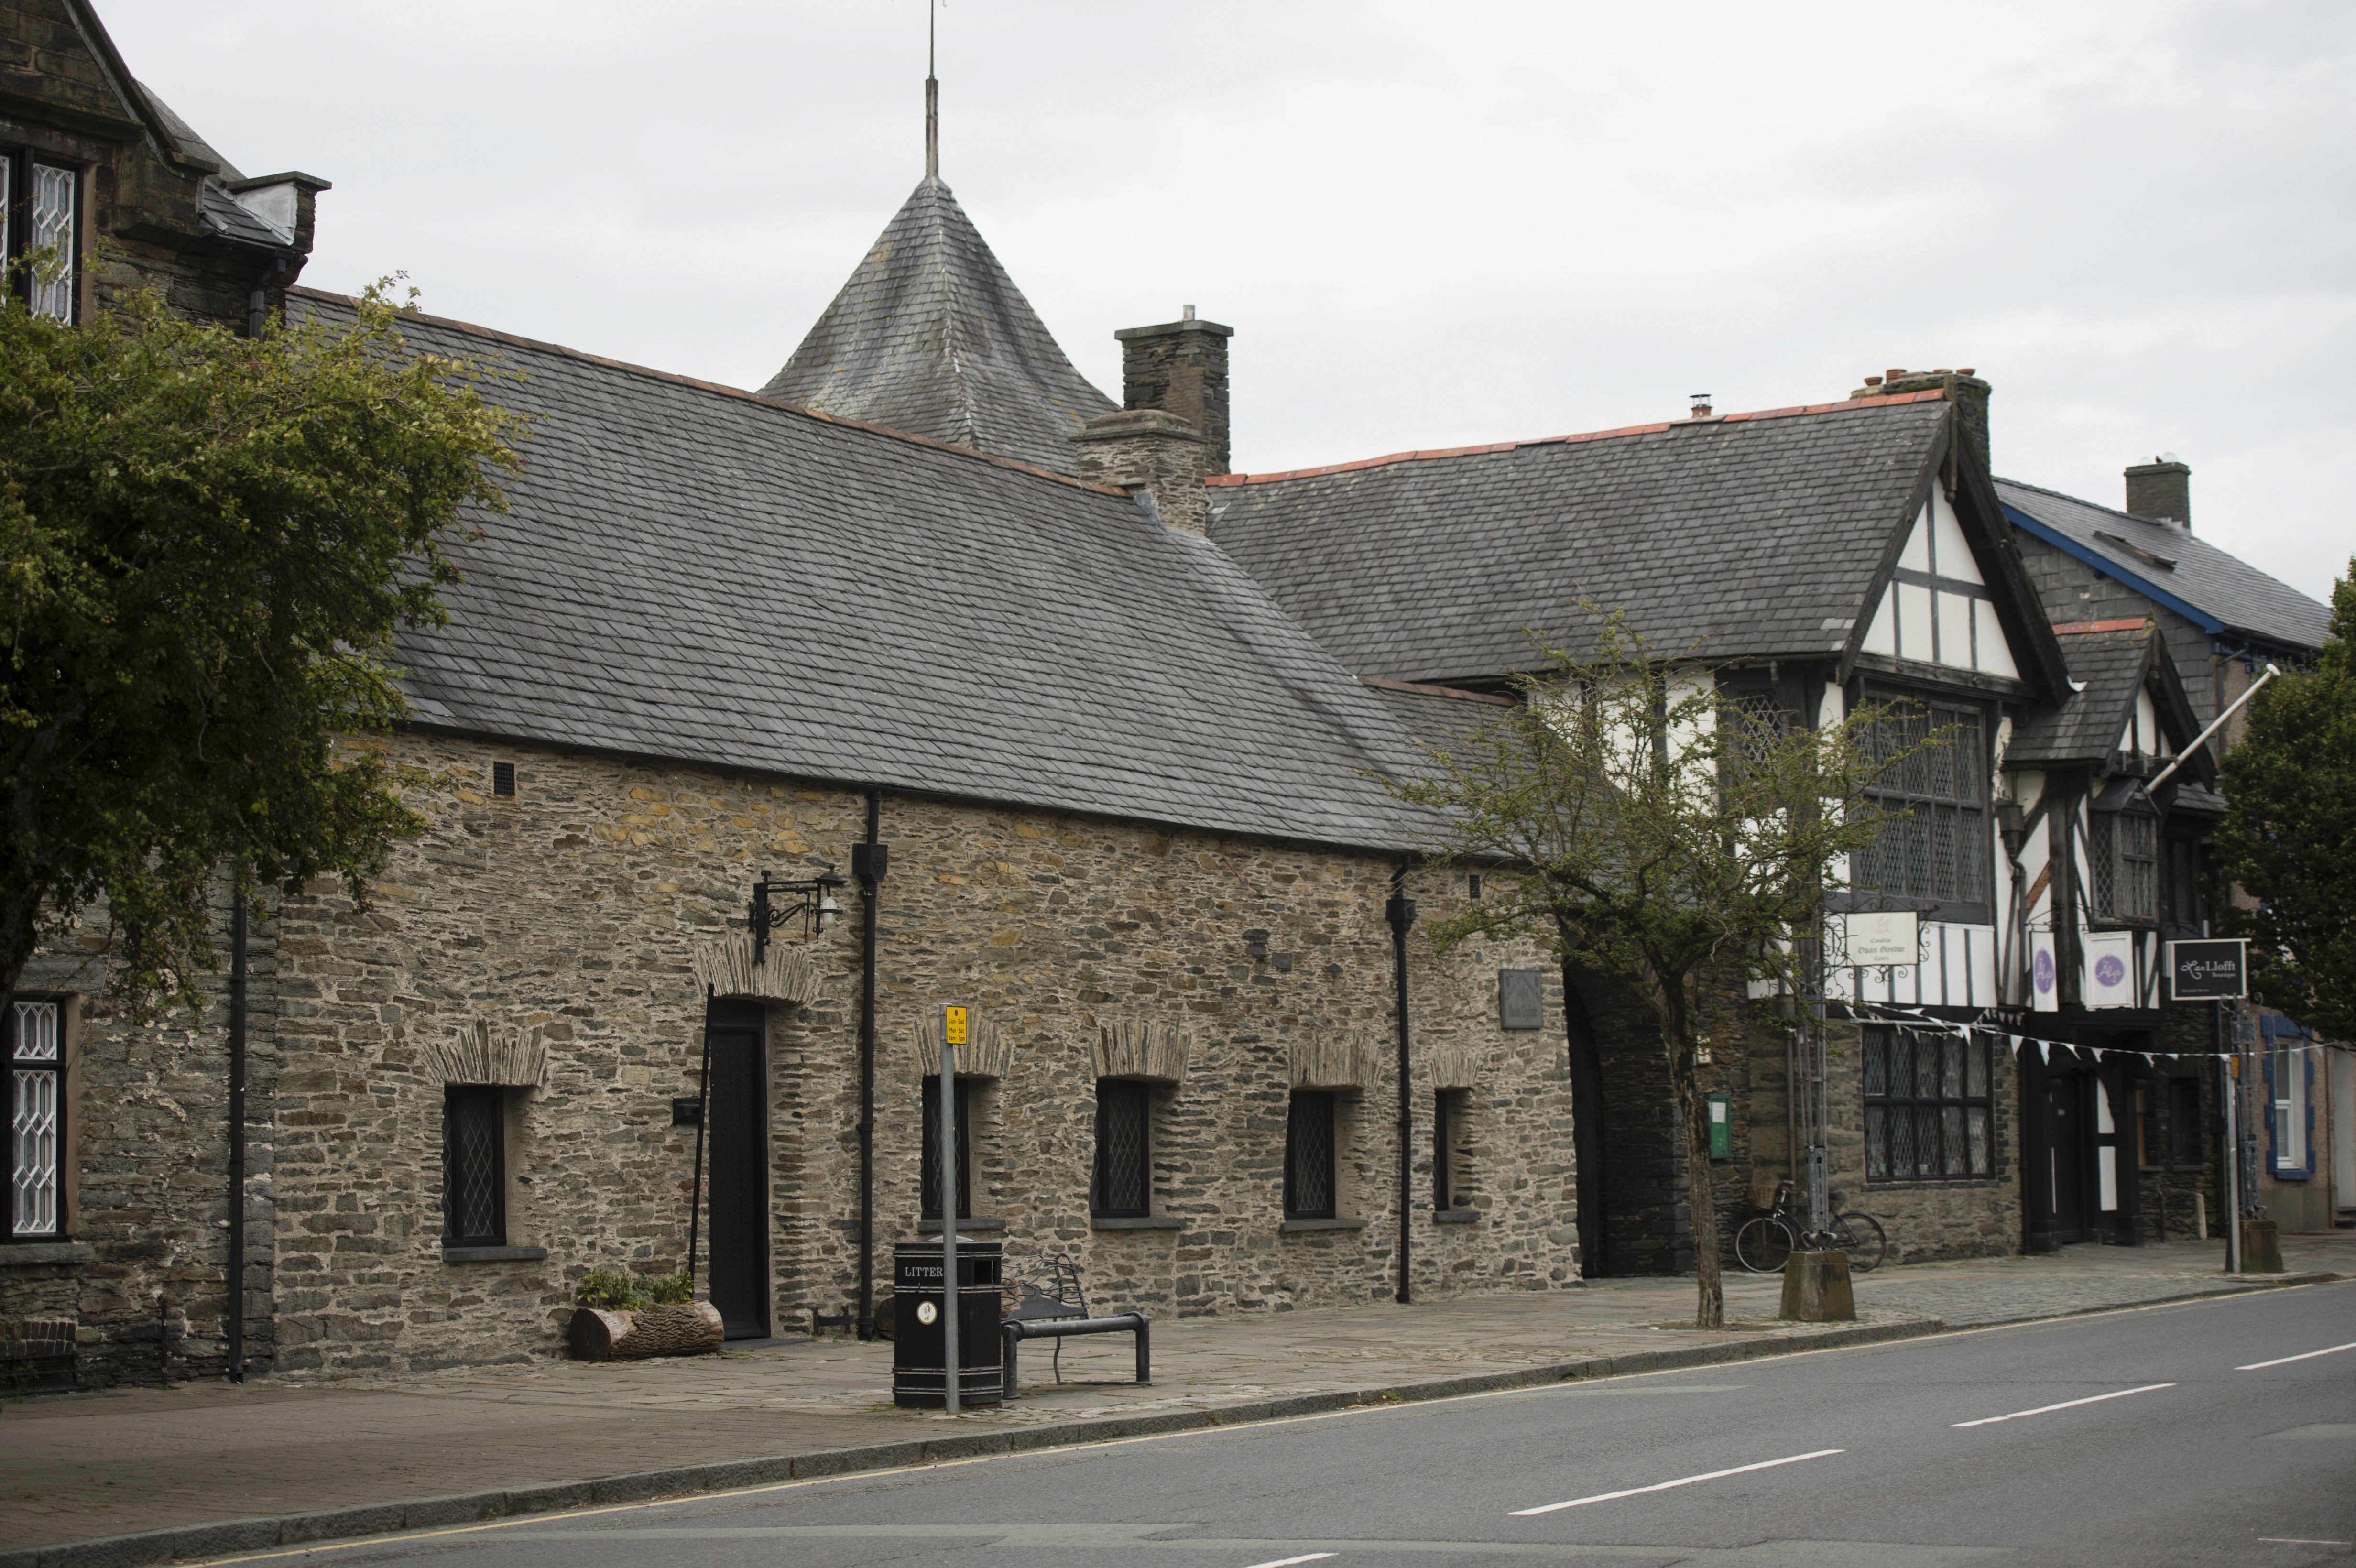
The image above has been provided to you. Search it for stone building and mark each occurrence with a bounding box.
[1,0,324,1382]
[0,0,322,332]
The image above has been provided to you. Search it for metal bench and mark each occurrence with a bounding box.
[1000,1312,1149,1398]
[996,1253,1149,1397]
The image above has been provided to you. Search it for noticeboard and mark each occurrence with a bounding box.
[2167,939,2247,1002]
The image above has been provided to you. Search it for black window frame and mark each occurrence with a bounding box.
[441,1084,507,1248]
[2161,836,2202,938]
[1091,1078,1151,1218]
[6,996,65,1243]
[1862,1025,1996,1183]
[1849,692,1991,924]
[2166,1076,2203,1167]
[919,1077,974,1223]
[4,150,82,324]
[1433,1088,1475,1212]
[2088,806,2160,928]
[1284,1090,1337,1220]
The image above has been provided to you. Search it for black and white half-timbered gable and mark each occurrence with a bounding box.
[1212,371,2072,1276]
[2000,621,2222,1248]
[1994,461,2341,1237]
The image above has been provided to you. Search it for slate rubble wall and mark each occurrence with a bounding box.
[245,733,1577,1372]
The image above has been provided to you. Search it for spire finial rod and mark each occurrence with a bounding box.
[924,0,939,180]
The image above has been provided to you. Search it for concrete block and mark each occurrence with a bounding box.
[1779,1249,1856,1321]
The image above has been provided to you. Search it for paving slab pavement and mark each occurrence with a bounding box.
[4,1230,2347,1558]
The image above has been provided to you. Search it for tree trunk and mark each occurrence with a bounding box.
[569,1302,725,1360]
[1659,988,1724,1329]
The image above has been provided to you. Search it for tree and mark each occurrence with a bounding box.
[1392,612,1935,1328]
[2,280,521,1016]
[2214,557,2356,1041]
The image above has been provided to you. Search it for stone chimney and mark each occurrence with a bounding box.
[2123,458,2191,530]
[1114,307,1233,475]
[1851,366,1992,478]
[1071,408,1217,535]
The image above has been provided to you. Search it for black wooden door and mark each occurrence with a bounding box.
[705,1005,769,1339]
[2043,1073,2089,1242]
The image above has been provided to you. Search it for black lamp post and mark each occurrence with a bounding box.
[749,866,849,964]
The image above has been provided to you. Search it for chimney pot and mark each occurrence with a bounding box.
[1886,367,1907,381]
[1863,375,1884,388]
[2123,458,2192,531]
[1689,393,1713,417]
[1958,367,1975,376]
[1181,304,1195,321]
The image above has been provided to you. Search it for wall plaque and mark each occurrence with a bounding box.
[1499,969,1545,1030]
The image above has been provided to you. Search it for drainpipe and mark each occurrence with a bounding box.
[1386,860,1418,1305]
[226,893,248,1383]
[245,254,288,340]
[686,985,712,1285]
[853,790,887,1339]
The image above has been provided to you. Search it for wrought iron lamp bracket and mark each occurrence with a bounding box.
[749,866,849,962]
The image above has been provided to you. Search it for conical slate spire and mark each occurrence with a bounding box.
[759,179,1115,475]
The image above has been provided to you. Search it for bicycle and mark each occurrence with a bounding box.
[1734,1180,1887,1274]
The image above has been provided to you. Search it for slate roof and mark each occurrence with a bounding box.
[758,177,1116,477]
[2007,621,2208,784]
[1206,396,1959,686]
[2006,627,2154,767]
[290,290,1436,853]
[1996,478,2331,654]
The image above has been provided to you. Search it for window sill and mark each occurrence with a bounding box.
[1432,1209,1481,1224]
[0,1241,92,1268]
[916,1217,1006,1233]
[2269,1168,2312,1182]
[1092,1215,1182,1230]
[441,1245,548,1264]
[1280,1216,1365,1234]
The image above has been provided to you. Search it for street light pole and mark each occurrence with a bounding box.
[939,1006,962,1417]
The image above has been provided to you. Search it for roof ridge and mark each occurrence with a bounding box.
[1207,389,1948,488]
[1995,474,2175,532]
[285,286,1129,499]
[2051,618,2152,635]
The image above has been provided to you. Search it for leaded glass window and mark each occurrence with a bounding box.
[2090,810,2159,925]
[1285,1091,1336,1220]
[28,163,75,323]
[441,1086,505,1247]
[1854,698,1988,920]
[920,1077,973,1221]
[1863,1026,1995,1182]
[1092,1079,1149,1217]
[9,1000,62,1240]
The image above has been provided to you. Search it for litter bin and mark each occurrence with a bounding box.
[893,1237,1004,1408]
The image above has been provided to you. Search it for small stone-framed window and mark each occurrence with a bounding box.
[442,1085,507,1247]
[1092,1079,1150,1218]
[7,998,64,1241]
[1284,1091,1336,1220]
[920,1078,974,1223]
[4,153,80,324]
[1433,1089,1476,1213]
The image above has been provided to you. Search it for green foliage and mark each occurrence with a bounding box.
[574,1268,693,1310]
[0,279,521,1014]
[1390,608,1942,1325]
[2214,558,2356,1040]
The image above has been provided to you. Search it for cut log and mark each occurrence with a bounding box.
[569,1302,725,1360]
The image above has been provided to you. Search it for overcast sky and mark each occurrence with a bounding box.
[104,0,2352,604]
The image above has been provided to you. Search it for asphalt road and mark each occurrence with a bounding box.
[208,1281,2356,1568]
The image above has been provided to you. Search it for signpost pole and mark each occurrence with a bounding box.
[939,1006,962,1417]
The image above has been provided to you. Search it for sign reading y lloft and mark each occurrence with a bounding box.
[2167,939,2248,1002]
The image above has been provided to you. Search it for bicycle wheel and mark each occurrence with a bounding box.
[1734,1215,1796,1274]
[1831,1212,1887,1273]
